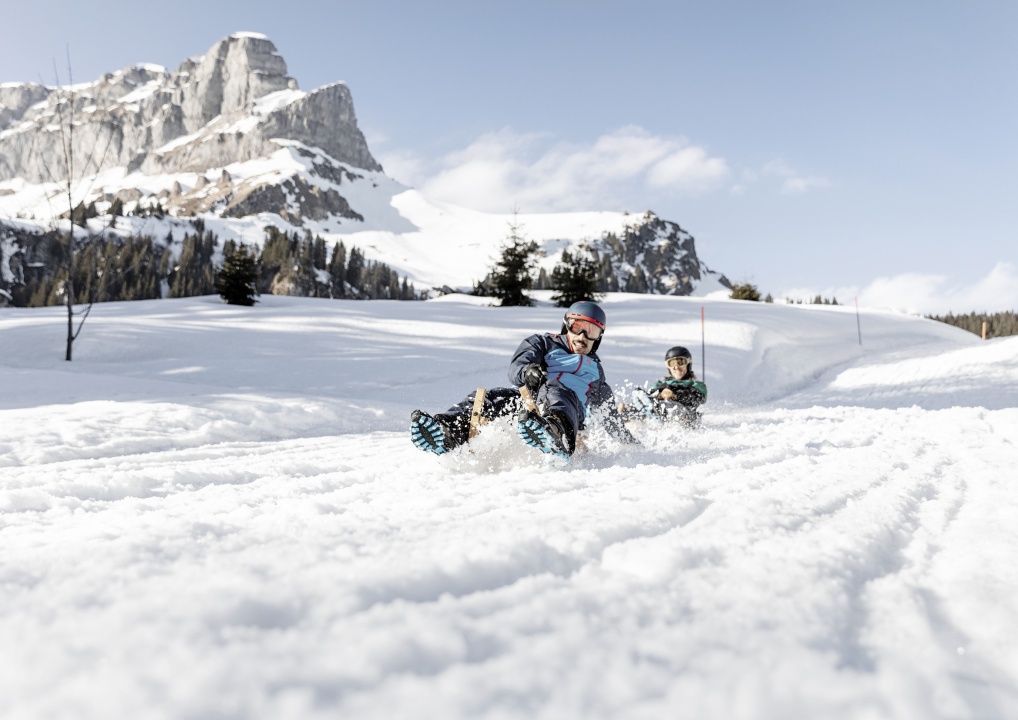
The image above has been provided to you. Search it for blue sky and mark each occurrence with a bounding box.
[4,0,1016,311]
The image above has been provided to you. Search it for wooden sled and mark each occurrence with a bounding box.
[468,387,488,439]
[468,385,586,453]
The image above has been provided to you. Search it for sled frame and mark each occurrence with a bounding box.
[468,387,487,438]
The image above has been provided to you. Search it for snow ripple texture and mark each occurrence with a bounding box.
[1,293,1017,720]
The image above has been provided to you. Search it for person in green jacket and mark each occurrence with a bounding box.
[629,346,707,427]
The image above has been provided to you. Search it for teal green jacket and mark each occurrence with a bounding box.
[649,377,707,408]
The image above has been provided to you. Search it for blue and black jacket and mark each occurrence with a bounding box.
[509,333,636,444]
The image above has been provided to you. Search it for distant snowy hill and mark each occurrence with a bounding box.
[0,33,729,303]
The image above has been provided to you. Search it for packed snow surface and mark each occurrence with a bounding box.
[1,293,1016,719]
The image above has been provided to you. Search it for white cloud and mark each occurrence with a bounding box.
[762,159,831,195]
[377,126,730,213]
[778,262,1018,315]
[861,262,1018,315]
[648,146,729,191]
[780,175,832,195]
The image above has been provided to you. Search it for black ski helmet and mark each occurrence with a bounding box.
[665,346,692,362]
[665,346,693,376]
[561,300,607,353]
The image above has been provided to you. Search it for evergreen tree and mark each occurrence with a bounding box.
[600,255,618,292]
[346,247,364,291]
[550,250,604,307]
[730,283,761,301]
[389,270,401,300]
[312,234,327,271]
[927,310,1018,338]
[627,266,649,294]
[328,241,347,298]
[216,244,259,306]
[489,217,538,307]
[169,230,217,297]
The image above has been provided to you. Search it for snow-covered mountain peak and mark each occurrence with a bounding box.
[0,33,730,302]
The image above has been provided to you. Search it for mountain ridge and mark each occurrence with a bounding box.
[0,32,731,306]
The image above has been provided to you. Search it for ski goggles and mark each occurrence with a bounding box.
[565,317,603,339]
[666,357,690,369]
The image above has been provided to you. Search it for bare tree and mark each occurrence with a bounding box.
[48,52,119,360]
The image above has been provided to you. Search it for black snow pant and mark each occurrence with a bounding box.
[435,387,525,447]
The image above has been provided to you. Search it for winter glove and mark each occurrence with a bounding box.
[523,363,546,392]
[632,389,656,415]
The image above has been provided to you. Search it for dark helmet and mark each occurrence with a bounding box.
[665,346,694,377]
[665,346,692,362]
[561,300,607,352]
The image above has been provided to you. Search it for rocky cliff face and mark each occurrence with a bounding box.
[0,33,730,307]
[590,214,729,295]
[0,33,380,186]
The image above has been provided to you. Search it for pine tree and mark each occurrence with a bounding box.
[312,235,327,271]
[169,230,217,297]
[550,250,604,307]
[216,244,259,306]
[329,241,346,298]
[489,217,538,307]
[346,247,364,293]
[730,283,761,301]
[927,310,1018,338]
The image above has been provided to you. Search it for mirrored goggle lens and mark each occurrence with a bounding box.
[566,319,602,339]
[667,357,690,368]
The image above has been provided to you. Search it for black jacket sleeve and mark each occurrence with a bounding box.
[508,334,553,388]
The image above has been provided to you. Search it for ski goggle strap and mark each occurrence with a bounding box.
[565,315,604,339]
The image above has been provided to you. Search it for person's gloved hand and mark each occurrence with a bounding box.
[523,363,546,391]
[632,389,655,414]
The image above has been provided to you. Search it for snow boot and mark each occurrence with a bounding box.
[410,410,460,455]
[516,409,572,458]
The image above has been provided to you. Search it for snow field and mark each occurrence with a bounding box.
[1,293,1016,719]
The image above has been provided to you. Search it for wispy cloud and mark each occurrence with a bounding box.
[377,126,730,213]
[779,262,1018,315]
[762,160,831,195]
[376,129,836,213]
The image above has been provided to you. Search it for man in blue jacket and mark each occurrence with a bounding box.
[410,300,637,457]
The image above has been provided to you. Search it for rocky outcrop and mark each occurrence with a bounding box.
[222,176,364,224]
[587,213,730,295]
[0,223,64,306]
[0,83,50,131]
[0,33,380,184]
[179,34,293,125]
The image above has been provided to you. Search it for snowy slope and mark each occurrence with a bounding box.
[1,294,1016,719]
[0,162,726,294]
